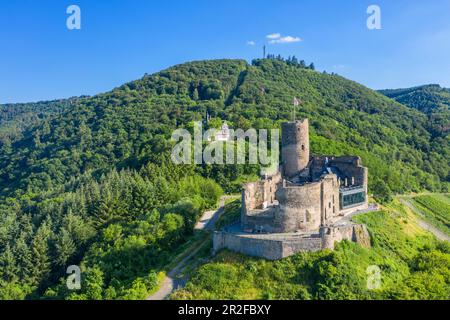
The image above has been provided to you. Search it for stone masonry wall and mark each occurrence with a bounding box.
[242,172,281,214]
[321,224,371,250]
[281,238,322,257]
[242,207,279,233]
[281,120,310,178]
[321,175,340,222]
[213,223,370,261]
[276,181,322,232]
[213,232,285,260]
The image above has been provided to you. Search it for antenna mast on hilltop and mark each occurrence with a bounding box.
[263,45,266,59]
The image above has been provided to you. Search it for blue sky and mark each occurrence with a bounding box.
[1,0,450,103]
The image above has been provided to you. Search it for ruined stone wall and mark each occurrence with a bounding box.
[242,182,265,214]
[281,120,310,178]
[310,157,327,179]
[320,224,371,250]
[321,175,341,223]
[310,156,368,187]
[242,172,281,214]
[241,172,282,231]
[276,181,322,232]
[243,175,340,233]
[242,207,279,233]
[264,172,282,204]
[330,157,367,187]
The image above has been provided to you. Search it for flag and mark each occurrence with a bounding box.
[293,97,301,106]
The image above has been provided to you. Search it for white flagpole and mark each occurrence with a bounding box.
[293,97,300,122]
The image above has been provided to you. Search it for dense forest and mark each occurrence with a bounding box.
[379,84,450,137]
[0,58,449,299]
[0,99,77,151]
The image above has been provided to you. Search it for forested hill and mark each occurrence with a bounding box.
[1,58,448,199]
[379,84,450,135]
[379,84,450,114]
[0,97,87,151]
[0,58,449,299]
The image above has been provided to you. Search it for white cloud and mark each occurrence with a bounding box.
[266,33,281,40]
[269,35,302,44]
[247,40,256,46]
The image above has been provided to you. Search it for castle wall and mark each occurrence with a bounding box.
[320,224,371,250]
[242,172,282,231]
[242,207,279,233]
[213,223,370,261]
[276,181,322,232]
[333,164,366,187]
[213,232,322,260]
[339,202,369,216]
[321,175,341,222]
[242,172,281,214]
[242,182,264,215]
[281,238,322,256]
[310,157,328,179]
[213,232,285,260]
[310,156,368,188]
[281,120,310,178]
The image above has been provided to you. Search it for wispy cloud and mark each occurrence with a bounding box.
[266,33,302,44]
[266,33,281,40]
[247,40,256,46]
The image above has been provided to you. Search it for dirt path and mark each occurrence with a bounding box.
[147,196,232,300]
[399,198,450,242]
[195,196,237,231]
[146,237,209,300]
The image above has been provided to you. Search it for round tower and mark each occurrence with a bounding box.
[281,119,310,178]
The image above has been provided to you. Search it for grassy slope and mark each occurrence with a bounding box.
[412,194,450,236]
[171,198,450,300]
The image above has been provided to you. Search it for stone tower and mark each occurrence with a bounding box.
[281,119,310,178]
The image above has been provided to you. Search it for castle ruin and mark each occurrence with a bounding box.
[213,118,372,260]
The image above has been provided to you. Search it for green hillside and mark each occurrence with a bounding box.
[172,199,450,300]
[0,99,76,149]
[379,84,450,135]
[0,58,449,299]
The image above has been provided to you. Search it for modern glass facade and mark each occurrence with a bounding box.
[340,187,366,209]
